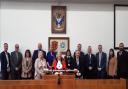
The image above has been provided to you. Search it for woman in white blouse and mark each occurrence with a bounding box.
[34,51,47,80]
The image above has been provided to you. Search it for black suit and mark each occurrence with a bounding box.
[65,56,76,70]
[117,50,128,79]
[0,51,11,80]
[85,54,97,79]
[74,56,85,78]
[32,49,46,79]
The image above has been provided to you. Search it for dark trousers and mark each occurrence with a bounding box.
[107,75,119,79]
[11,70,21,80]
[117,71,128,79]
[1,71,9,80]
[97,71,107,79]
[86,70,97,79]
[22,77,32,80]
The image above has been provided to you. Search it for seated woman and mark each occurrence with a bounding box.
[107,49,117,79]
[34,51,47,80]
[52,52,66,75]
[21,49,32,79]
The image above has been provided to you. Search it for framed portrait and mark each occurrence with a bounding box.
[48,37,69,54]
[51,6,66,34]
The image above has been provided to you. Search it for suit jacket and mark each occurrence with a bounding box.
[10,51,23,72]
[74,56,85,77]
[21,57,32,78]
[0,51,11,79]
[117,50,128,78]
[85,54,97,72]
[64,56,76,70]
[96,52,107,72]
[32,50,46,62]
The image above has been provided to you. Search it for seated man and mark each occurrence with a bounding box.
[52,52,66,75]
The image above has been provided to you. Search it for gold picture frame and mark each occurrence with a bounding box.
[48,37,69,54]
[51,6,66,34]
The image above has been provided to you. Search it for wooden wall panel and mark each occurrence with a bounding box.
[0,77,126,89]
[75,79,126,89]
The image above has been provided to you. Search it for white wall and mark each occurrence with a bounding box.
[116,6,128,47]
[0,1,114,55]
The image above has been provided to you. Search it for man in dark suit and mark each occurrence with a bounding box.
[32,43,46,79]
[96,45,107,79]
[85,46,97,79]
[117,43,128,79]
[74,50,85,79]
[74,44,84,58]
[0,43,11,80]
[10,44,23,80]
[0,57,1,79]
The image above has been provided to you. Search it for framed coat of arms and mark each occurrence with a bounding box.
[51,6,66,34]
[48,37,69,54]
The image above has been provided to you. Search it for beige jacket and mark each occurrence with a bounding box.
[108,56,117,76]
[21,57,32,78]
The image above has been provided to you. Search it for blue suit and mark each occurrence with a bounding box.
[96,52,107,79]
[46,51,56,66]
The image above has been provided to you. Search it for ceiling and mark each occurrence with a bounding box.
[1,0,128,4]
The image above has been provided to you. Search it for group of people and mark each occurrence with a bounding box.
[0,42,128,80]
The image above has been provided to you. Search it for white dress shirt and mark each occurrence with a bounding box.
[5,52,9,69]
[76,58,79,66]
[0,61,1,72]
[98,52,102,67]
